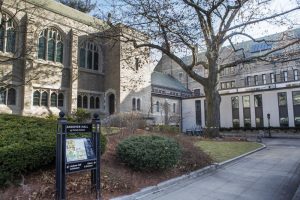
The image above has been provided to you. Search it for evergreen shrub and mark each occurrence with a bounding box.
[117,135,181,171]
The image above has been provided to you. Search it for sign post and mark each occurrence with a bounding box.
[56,112,101,200]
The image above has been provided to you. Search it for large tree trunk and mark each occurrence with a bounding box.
[204,54,221,138]
[204,87,221,137]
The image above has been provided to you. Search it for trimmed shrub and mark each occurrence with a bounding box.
[0,114,107,186]
[117,135,181,171]
[72,108,91,123]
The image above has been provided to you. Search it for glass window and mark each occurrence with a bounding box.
[278,92,287,106]
[0,88,6,104]
[38,28,63,63]
[245,76,250,86]
[77,95,82,108]
[254,75,258,85]
[83,96,88,108]
[226,82,231,89]
[41,91,48,106]
[283,71,288,82]
[135,58,139,71]
[38,36,46,59]
[278,92,288,127]
[243,96,251,128]
[132,98,136,111]
[7,88,16,105]
[58,93,64,107]
[195,100,201,126]
[173,103,176,113]
[6,29,15,53]
[294,70,299,81]
[79,42,102,72]
[156,101,159,112]
[293,91,300,105]
[137,99,141,111]
[232,96,239,109]
[90,96,95,109]
[243,95,250,108]
[221,83,226,89]
[0,27,4,51]
[33,91,40,106]
[194,89,200,96]
[231,81,235,88]
[56,42,63,63]
[254,94,262,107]
[51,92,57,107]
[0,13,16,53]
[262,74,266,84]
[293,91,300,127]
[270,73,275,83]
[254,95,263,127]
[95,97,100,109]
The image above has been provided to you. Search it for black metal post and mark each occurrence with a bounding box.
[267,113,271,138]
[92,113,101,200]
[56,111,67,200]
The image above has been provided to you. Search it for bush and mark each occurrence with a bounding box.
[72,108,91,123]
[0,114,107,186]
[117,135,181,171]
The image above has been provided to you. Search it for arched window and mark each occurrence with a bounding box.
[79,41,102,71]
[132,98,136,111]
[95,97,100,109]
[137,99,141,111]
[0,87,6,104]
[7,88,16,105]
[173,103,176,113]
[77,95,82,108]
[90,96,95,109]
[41,91,48,106]
[83,95,88,108]
[38,28,63,63]
[156,101,159,112]
[0,13,16,53]
[51,92,57,107]
[33,91,40,106]
[58,93,64,107]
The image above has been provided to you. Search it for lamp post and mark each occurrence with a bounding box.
[267,113,271,138]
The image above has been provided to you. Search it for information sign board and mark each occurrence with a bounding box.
[65,124,92,133]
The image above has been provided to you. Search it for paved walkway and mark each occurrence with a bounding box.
[135,139,300,200]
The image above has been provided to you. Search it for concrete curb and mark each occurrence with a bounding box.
[111,143,266,200]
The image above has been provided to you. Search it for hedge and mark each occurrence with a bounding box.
[0,114,107,186]
[117,135,181,171]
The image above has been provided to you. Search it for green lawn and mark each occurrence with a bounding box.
[195,141,263,163]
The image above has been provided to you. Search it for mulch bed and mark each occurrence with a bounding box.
[0,130,212,200]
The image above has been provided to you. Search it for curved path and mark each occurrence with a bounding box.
[135,139,300,200]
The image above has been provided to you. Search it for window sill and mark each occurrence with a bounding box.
[0,51,15,58]
[79,68,105,75]
[35,59,64,68]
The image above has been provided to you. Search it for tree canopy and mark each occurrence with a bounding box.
[57,0,95,13]
[101,0,300,137]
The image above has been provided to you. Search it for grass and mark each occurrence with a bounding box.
[195,140,263,163]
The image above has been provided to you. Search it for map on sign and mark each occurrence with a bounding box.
[66,138,95,162]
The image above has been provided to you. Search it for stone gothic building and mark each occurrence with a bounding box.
[0,0,152,117]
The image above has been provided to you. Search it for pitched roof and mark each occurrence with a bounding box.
[151,71,190,93]
[14,0,108,28]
